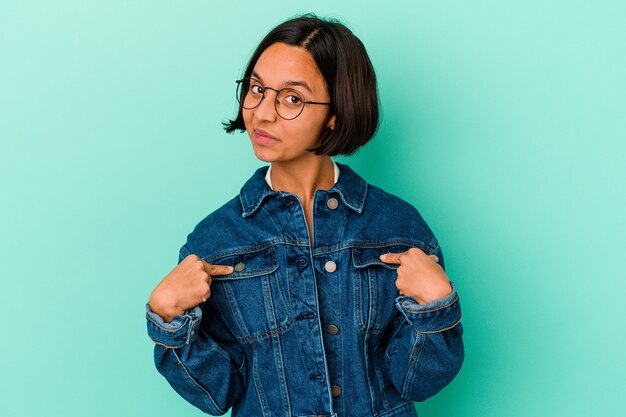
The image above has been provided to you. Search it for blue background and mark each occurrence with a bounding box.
[1,1,624,416]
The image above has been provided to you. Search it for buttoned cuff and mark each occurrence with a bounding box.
[394,281,461,333]
[145,302,203,348]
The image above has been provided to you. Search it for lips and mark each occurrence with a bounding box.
[254,128,279,140]
[253,128,280,146]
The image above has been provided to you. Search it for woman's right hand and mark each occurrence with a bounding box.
[149,254,234,323]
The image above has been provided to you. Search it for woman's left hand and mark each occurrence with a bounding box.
[379,247,453,305]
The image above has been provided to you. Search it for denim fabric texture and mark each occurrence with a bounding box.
[145,162,464,416]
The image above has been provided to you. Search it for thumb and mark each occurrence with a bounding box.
[202,260,234,276]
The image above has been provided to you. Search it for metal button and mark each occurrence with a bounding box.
[324,260,337,272]
[327,197,339,209]
[327,324,339,335]
[234,262,245,272]
[331,384,341,397]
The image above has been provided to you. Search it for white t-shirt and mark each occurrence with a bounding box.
[264,159,340,190]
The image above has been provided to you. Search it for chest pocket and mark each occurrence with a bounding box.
[207,246,292,344]
[352,243,430,334]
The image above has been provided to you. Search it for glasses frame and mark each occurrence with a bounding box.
[235,77,331,120]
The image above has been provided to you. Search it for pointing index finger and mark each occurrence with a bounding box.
[201,260,234,276]
[379,252,404,264]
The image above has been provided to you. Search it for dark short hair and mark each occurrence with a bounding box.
[222,13,380,156]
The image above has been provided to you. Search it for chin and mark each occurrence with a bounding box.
[251,146,277,163]
[255,155,274,163]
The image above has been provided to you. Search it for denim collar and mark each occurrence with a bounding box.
[240,161,368,217]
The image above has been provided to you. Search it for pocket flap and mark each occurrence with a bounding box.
[209,246,278,280]
[352,243,427,270]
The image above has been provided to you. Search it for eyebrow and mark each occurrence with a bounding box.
[251,71,313,94]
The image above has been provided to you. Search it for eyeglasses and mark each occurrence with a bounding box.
[235,77,331,120]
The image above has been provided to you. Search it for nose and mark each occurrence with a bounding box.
[252,89,279,122]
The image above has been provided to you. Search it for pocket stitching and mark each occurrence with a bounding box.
[352,243,428,334]
[206,246,291,343]
[210,247,279,280]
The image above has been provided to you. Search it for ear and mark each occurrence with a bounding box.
[326,114,336,130]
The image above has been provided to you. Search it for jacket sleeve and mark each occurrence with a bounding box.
[381,244,464,402]
[145,244,247,415]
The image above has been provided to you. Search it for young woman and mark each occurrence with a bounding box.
[146,13,464,417]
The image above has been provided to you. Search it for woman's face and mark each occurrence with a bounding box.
[242,42,336,163]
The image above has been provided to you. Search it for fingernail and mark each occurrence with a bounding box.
[379,254,386,260]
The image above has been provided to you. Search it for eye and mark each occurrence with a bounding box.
[285,94,302,105]
[250,84,264,94]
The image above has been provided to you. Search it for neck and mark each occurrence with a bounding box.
[269,156,335,202]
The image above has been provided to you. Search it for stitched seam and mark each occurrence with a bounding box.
[315,239,436,256]
[211,247,279,279]
[147,335,183,349]
[237,319,292,344]
[402,293,459,315]
[401,332,424,398]
[192,239,438,260]
[212,263,278,279]
[408,332,424,365]
[237,352,246,372]
[204,241,281,261]
[415,314,463,334]
[171,348,225,414]
[146,314,199,333]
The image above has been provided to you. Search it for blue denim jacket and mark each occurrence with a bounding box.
[145,162,464,417]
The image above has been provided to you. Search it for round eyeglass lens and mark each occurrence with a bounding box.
[275,88,304,119]
[236,79,305,119]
